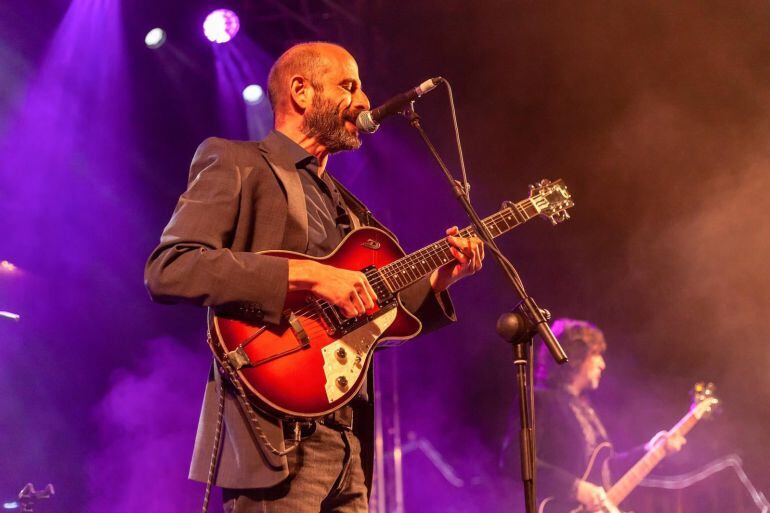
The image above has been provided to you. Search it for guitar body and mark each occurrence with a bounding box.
[206,179,574,420]
[209,227,422,420]
[538,442,619,513]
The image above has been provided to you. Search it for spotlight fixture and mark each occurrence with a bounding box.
[203,9,240,44]
[242,84,264,105]
[144,28,167,49]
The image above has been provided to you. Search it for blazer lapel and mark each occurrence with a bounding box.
[258,143,309,254]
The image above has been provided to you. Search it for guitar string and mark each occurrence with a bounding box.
[235,199,549,344]
[235,192,563,352]
[380,204,527,283]
[268,198,542,325]
[283,204,532,323]
[282,211,525,333]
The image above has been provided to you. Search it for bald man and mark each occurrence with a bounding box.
[145,42,484,513]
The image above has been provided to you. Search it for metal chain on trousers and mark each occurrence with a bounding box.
[201,376,226,513]
[200,334,303,513]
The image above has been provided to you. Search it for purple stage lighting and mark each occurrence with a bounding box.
[242,84,264,105]
[145,28,166,49]
[203,9,240,44]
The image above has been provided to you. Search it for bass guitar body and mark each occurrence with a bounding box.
[538,443,619,513]
[209,227,421,420]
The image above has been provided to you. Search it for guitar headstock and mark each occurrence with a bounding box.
[528,179,574,225]
[691,382,720,420]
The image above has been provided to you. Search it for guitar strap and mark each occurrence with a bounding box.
[332,177,399,241]
[202,340,304,513]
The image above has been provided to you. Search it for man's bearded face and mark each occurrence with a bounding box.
[301,86,361,153]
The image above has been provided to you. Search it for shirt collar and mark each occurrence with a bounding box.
[266,129,320,171]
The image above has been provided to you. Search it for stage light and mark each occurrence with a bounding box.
[242,84,264,105]
[0,260,17,273]
[144,28,166,49]
[203,9,240,44]
[0,311,21,322]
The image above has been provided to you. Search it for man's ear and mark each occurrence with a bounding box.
[289,75,312,111]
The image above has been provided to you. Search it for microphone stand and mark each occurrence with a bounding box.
[401,102,568,513]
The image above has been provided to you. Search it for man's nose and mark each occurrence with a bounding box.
[353,89,370,112]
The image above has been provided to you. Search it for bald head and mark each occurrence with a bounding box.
[267,42,352,115]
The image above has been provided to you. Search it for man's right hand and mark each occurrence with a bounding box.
[576,480,617,512]
[288,259,378,318]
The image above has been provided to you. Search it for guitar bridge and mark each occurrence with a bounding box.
[288,312,310,348]
[225,346,253,370]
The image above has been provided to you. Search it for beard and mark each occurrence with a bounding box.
[301,93,361,153]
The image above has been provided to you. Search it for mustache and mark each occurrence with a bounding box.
[342,108,365,124]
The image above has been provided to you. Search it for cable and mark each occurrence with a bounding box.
[640,454,769,513]
[441,80,471,196]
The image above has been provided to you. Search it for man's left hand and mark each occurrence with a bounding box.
[429,226,484,292]
[646,430,687,455]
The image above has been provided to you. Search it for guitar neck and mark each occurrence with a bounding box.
[606,408,702,506]
[378,198,539,293]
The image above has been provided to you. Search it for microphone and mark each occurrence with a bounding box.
[355,77,443,133]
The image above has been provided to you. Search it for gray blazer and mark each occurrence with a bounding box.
[145,132,455,490]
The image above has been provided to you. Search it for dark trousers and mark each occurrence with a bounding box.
[223,423,367,513]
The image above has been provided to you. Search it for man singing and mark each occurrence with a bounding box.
[145,42,484,513]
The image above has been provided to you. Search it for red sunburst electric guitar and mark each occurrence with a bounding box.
[208,179,573,420]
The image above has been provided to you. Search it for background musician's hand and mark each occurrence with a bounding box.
[429,226,485,292]
[646,430,687,455]
[576,480,613,511]
[288,260,378,318]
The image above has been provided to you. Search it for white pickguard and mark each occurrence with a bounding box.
[321,308,397,403]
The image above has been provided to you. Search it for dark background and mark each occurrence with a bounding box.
[1,1,768,512]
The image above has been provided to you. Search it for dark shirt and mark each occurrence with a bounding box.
[270,130,351,256]
[270,130,366,404]
[530,386,644,503]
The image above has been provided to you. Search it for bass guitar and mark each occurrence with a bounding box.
[538,382,720,513]
[208,179,573,420]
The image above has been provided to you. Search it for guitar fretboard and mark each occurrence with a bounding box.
[607,407,701,506]
[377,198,539,293]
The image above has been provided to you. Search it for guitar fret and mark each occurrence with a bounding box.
[608,407,707,508]
[379,194,555,293]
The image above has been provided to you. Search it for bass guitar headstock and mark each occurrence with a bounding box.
[691,382,720,420]
[528,179,574,225]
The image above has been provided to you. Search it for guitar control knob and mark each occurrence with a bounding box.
[336,347,347,360]
[336,376,348,390]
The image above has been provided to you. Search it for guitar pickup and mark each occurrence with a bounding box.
[288,312,311,348]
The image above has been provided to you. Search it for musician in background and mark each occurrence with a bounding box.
[534,318,686,511]
[144,41,483,513]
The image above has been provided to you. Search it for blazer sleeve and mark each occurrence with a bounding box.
[398,277,456,334]
[144,137,288,325]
